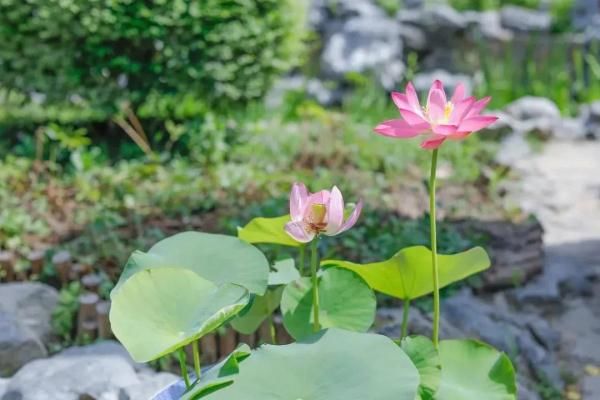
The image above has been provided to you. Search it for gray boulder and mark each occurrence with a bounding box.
[265,76,343,108]
[309,0,386,32]
[495,132,532,167]
[468,10,514,42]
[573,0,600,31]
[551,117,586,140]
[500,6,552,32]
[398,5,466,33]
[124,371,179,400]
[0,313,47,377]
[505,96,561,137]
[505,96,561,122]
[581,100,600,139]
[583,375,600,399]
[1,340,178,400]
[0,283,58,376]
[399,24,427,51]
[321,14,404,89]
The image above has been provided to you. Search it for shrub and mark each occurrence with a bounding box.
[0,0,307,124]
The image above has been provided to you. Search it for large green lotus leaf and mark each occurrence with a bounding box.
[230,287,284,335]
[322,246,490,300]
[280,267,376,340]
[434,339,517,400]
[110,267,250,363]
[268,258,300,286]
[112,232,269,297]
[237,215,300,247]
[401,336,441,400]
[194,328,420,400]
[180,344,252,400]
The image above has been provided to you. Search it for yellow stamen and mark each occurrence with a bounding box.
[308,204,326,224]
[444,102,454,120]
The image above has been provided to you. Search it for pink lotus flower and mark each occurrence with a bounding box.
[374,80,498,149]
[284,182,363,243]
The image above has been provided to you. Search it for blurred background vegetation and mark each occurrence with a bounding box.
[0,0,595,260]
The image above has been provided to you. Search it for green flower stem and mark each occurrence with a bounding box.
[400,298,411,340]
[268,314,278,344]
[429,148,440,349]
[192,340,201,380]
[310,238,320,332]
[299,244,306,276]
[178,348,191,390]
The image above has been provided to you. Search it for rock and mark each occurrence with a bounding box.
[265,76,343,108]
[0,341,172,400]
[551,297,600,365]
[518,377,542,400]
[504,96,561,137]
[427,5,467,32]
[560,274,594,297]
[398,5,466,32]
[0,283,58,340]
[484,111,516,136]
[500,6,552,32]
[0,283,58,377]
[321,14,404,89]
[573,0,600,31]
[398,24,427,51]
[442,290,564,390]
[526,316,561,351]
[495,133,532,167]
[582,375,600,399]
[581,100,600,139]
[413,70,472,96]
[517,333,564,390]
[0,313,47,377]
[403,0,423,9]
[505,97,561,122]
[58,340,139,368]
[1,351,137,400]
[375,306,462,339]
[467,10,513,42]
[124,371,179,400]
[551,117,586,140]
[442,290,516,351]
[310,0,386,32]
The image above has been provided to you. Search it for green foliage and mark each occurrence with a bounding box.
[110,267,250,362]
[268,258,301,286]
[401,336,442,400]
[435,339,517,399]
[181,344,252,399]
[109,232,271,362]
[375,0,403,16]
[113,232,270,297]
[51,282,82,342]
[280,267,377,340]
[322,246,490,300]
[0,0,307,125]
[238,215,300,247]
[188,329,420,400]
[231,287,284,335]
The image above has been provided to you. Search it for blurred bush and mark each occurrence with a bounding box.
[0,0,307,125]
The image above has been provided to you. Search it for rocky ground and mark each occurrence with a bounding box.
[378,137,600,400]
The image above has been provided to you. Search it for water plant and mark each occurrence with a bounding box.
[109,79,517,399]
